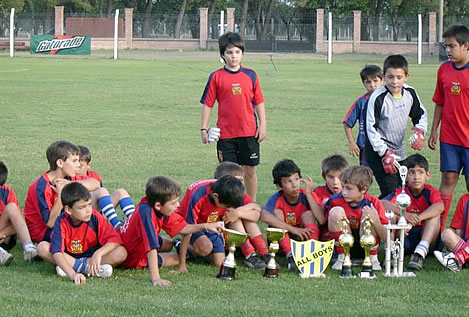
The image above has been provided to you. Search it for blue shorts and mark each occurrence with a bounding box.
[440,142,469,175]
[190,231,225,254]
[404,227,423,255]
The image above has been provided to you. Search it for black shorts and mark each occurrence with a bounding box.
[217,137,260,166]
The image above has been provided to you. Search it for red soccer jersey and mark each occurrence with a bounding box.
[450,194,469,240]
[432,61,469,147]
[24,172,90,243]
[185,183,253,224]
[325,193,389,229]
[264,189,320,226]
[0,185,19,217]
[87,170,102,187]
[176,179,216,218]
[388,184,443,228]
[200,66,264,140]
[313,185,334,207]
[119,197,187,268]
[50,210,122,258]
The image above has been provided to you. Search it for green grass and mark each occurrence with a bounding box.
[0,50,468,316]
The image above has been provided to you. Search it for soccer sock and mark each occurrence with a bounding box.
[414,240,430,258]
[279,234,292,254]
[452,239,465,254]
[73,257,88,274]
[251,234,269,256]
[305,223,319,240]
[98,195,122,229]
[240,240,256,258]
[440,193,453,232]
[119,197,136,219]
[22,241,34,250]
[454,240,469,265]
[329,231,344,254]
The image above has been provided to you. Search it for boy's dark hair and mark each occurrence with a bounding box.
[61,182,91,209]
[340,166,373,192]
[46,140,80,170]
[219,32,244,59]
[211,175,244,208]
[321,154,349,179]
[214,162,244,179]
[360,65,383,82]
[146,176,181,208]
[443,25,469,45]
[403,154,429,171]
[383,54,408,75]
[78,145,92,163]
[0,161,8,186]
[272,159,301,185]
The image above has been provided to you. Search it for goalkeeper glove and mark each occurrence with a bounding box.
[207,127,221,144]
[382,149,401,174]
[409,127,425,150]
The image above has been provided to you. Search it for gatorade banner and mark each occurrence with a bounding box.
[30,35,91,55]
[290,239,334,278]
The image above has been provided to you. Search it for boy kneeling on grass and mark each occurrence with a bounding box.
[37,182,127,285]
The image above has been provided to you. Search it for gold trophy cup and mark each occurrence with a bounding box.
[339,216,355,278]
[359,215,377,279]
[264,228,288,278]
[217,228,248,281]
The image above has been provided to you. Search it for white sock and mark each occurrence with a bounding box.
[415,241,429,258]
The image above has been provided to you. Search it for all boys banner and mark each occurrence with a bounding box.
[291,239,334,278]
[30,35,91,55]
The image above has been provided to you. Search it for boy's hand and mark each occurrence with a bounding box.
[201,129,209,144]
[71,273,86,285]
[405,213,420,226]
[206,221,225,233]
[50,178,71,194]
[207,127,221,143]
[382,150,400,174]
[428,130,438,150]
[256,124,266,143]
[301,176,314,194]
[223,209,240,224]
[290,227,313,241]
[151,278,172,287]
[87,253,103,276]
[169,266,188,275]
[409,127,425,150]
[362,205,380,224]
[348,142,360,157]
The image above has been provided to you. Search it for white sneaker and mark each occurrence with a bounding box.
[332,253,344,270]
[0,247,13,266]
[23,244,38,262]
[56,266,67,277]
[95,264,113,278]
[434,251,461,272]
[370,254,382,271]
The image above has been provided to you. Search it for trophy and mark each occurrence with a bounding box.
[358,215,376,279]
[338,217,355,278]
[264,228,287,278]
[396,166,411,226]
[216,228,248,281]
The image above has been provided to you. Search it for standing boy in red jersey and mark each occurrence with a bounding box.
[200,32,266,202]
[261,159,324,270]
[434,194,469,272]
[37,182,127,285]
[428,25,469,231]
[325,166,388,271]
[0,161,37,265]
[381,154,444,271]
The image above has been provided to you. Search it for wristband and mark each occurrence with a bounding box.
[200,128,207,131]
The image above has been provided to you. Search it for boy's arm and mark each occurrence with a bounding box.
[255,102,267,142]
[302,176,325,225]
[76,177,100,192]
[260,209,312,241]
[87,242,119,276]
[223,203,261,224]
[407,202,444,226]
[428,104,443,150]
[179,221,225,235]
[171,234,191,274]
[200,105,212,144]
[147,249,171,286]
[53,252,86,285]
[362,205,387,242]
[343,124,360,157]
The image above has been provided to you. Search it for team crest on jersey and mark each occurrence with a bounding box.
[286,213,297,225]
[349,216,359,229]
[290,239,334,278]
[70,240,83,253]
[207,211,219,223]
[451,82,461,95]
[232,83,242,95]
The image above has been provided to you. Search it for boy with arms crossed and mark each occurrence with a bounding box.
[200,32,266,201]
[428,25,469,231]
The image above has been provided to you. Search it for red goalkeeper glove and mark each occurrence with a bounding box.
[409,127,425,150]
[382,149,401,174]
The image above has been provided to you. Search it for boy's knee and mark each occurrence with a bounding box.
[94,187,110,198]
[4,202,20,218]
[37,242,51,258]
[193,239,213,256]
[441,229,454,245]
[328,207,345,230]
[301,210,314,224]
[112,188,130,200]
[114,246,128,263]
[242,165,256,177]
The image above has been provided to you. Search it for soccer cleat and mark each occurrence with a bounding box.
[56,266,67,277]
[286,252,297,271]
[370,254,382,271]
[23,244,38,262]
[331,253,344,271]
[95,264,113,278]
[244,253,266,270]
[434,251,461,272]
[260,253,271,264]
[407,253,424,271]
[0,247,13,266]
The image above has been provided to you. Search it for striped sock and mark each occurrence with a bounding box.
[119,197,136,219]
[414,240,429,258]
[279,234,292,254]
[98,195,122,229]
[452,239,465,254]
[73,257,88,274]
[240,240,256,258]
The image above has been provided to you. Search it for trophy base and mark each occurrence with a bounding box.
[383,271,416,278]
[339,266,356,279]
[216,265,236,281]
[358,267,376,279]
[300,273,326,279]
[264,267,279,278]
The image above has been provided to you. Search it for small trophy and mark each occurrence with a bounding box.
[359,215,376,279]
[264,228,287,278]
[216,228,248,281]
[339,217,355,278]
[396,166,411,226]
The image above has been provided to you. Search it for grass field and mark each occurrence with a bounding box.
[0,50,468,316]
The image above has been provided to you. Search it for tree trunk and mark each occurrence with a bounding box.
[107,0,113,17]
[174,0,187,38]
[99,0,104,17]
[239,0,249,38]
[45,5,53,35]
[260,0,275,41]
[369,0,384,41]
[207,0,217,39]
[142,0,152,38]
